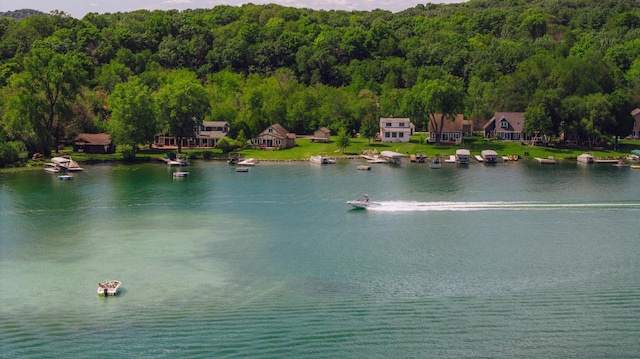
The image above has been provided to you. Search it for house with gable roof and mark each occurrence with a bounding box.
[427,114,473,143]
[155,121,230,148]
[483,112,530,141]
[73,133,115,154]
[379,117,414,143]
[252,124,296,149]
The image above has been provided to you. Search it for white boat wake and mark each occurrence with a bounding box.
[366,201,640,212]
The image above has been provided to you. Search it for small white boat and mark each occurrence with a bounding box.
[613,160,629,168]
[97,280,121,296]
[347,194,381,209]
[310,152,335,164]
[474,155,484,162]
[166,154,190,166]
[430,158,442,169]
[238,158,258,166]
[173,171,189,177]
[44,163,64,173]
[51,156,84,171]
[444,155,456,163]
[58,175,74,180]
[235,167,249,172]
[356,165,371,171]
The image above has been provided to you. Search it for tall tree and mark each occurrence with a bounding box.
[156,70,211,153]
[336,126,350,154]
[108,77,157,154]
[409,75,465,145]
[360,114,378,144]
[5,45,87,155]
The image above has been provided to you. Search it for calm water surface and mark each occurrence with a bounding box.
[1,159,639,358]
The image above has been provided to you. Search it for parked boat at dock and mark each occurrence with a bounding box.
[51,156,83,171]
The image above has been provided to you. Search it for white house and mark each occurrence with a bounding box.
[380,117,414,143]
[155,121,230,148]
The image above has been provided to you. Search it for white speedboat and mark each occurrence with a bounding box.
[347,194,381,209]
[97,280,121,296]
[238,158,258,166]
[430,157,442,169]
[51,156,83,171]
[58,175,74,180]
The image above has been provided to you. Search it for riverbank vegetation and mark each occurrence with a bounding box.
[1,0,640,167]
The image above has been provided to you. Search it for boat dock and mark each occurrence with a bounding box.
[535,157,557,164]
[594,159,619,164]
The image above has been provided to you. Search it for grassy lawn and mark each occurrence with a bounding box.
[8,135,640,173]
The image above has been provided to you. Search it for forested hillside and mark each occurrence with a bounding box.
[1,0,639,165]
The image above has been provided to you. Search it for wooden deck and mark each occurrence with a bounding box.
[534,157,556,164]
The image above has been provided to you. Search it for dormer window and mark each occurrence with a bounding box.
[500,119,509,129]
[386,122,391,127]
[399,122,405,127]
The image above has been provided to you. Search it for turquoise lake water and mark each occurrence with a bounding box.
[1,159,639,358]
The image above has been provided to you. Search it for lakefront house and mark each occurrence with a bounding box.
[379,117,414,143]
[252,124,296,149]
[426,114,472,143]
[483,112,529,141]
[155,121,230,148]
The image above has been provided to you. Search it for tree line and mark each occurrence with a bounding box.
[1,0,640,166]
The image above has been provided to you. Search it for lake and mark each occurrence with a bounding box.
[1,158,639,358]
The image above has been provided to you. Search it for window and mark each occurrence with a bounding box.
[399,133,404,138]
[399,122,405,127]
[268,128,273,133]
[392,132,397,138]
[500,119,509,129]
[386,123,392,127]
[385,132,390,138]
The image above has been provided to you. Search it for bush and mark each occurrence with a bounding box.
[0,141,28,167]
[202,151,213,160]
[122,149,136,161]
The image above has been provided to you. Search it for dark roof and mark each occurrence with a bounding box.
[486,112,525,132]
[74,133,112,145]
[428,114,470,132]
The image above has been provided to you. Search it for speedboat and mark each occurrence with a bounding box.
[97,280,121,296]
[613,160,629,168]
[51,156,83,171]
[430,157,441,169]
[238,158,258,166]
[347,194,381,209]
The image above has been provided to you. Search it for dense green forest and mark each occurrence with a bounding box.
[1,0,640,166]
